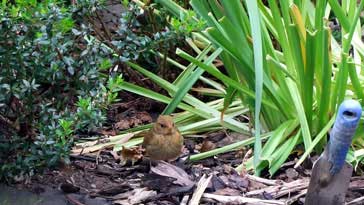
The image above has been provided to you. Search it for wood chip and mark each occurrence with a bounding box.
[202,193,285,205]
[245,174,279,186]
[189,174,213,205]
[72,133,135,154]
[246,178,308,198]
[346,196,364,205]
[113,188,157,205]
[180,195,190,205]
[151,161,194,186]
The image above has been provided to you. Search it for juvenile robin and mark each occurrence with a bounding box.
[142,115,183,161]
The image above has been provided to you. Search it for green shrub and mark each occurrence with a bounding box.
[0,1,121,181]
[111,1,201,68]
[0,0,198,181]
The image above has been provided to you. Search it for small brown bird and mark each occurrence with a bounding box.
[142,115,183,161]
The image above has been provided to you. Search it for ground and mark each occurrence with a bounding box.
[2,96,364,205]
[3,146,364,204]
[2,132,364,204]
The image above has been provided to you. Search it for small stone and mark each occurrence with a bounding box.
[286,168,299,180]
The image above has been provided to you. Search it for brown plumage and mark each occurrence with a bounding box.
[142,115,183,161]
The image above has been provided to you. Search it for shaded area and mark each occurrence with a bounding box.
[0,185,67,205]
[0,184,111,205]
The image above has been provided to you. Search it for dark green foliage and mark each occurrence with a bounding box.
[0,0,197,182]
[0,1,121,181]
[112,2,204,67]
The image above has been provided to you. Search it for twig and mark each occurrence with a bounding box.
[285,189,307,205]
[0,114,17,131]
[245,178,308,199]
[95,11,113,41]
[189,174,213,205]
[65,194,86,205]
[245,174,279,186]
[202,193,285,205]
[275,184,307,199]
[88,17,107,42]
[70,154,96,162]
[239,149,253,175]
[346,196,364,205]
[86,16,120,56]
[180,195,189,205]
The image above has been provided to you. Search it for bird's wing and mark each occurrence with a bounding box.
[168,129,183,146]
[140,130,152,147]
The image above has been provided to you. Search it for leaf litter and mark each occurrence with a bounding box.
[23,109,364,205]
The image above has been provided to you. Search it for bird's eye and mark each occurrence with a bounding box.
[160,124,165,128]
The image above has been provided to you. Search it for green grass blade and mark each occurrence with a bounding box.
[176,48,277,110]
[163,48,223,114]
[269,130,300,175]
[189,133,271,161]
[246,0,264,175]
[295,115,336,168]
[120,82,203,115]
[286,79,312,150]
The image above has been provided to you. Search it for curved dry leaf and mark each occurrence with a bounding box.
[150,161,194,187]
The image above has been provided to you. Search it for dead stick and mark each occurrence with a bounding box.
[285,189,307,205]
[346,196,364,205]
[245,174,279,186]
[65,194,86,205]
[202,193,285,205]
[189,174,212,205]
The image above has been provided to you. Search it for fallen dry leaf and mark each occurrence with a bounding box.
[115,120,132,130]
[110,151,120,160]
[120,146,143,165]
[97,183,131,196]
[114,111,152,130]
[71,133,135,154]
[202,193,285,205]
[200,140,216,153]
[151,161,194,187]
[213,187,241,196]
[136,111,153,123]
[189,174,212,205]
[116,133,136,145]
[113,188,157,205]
